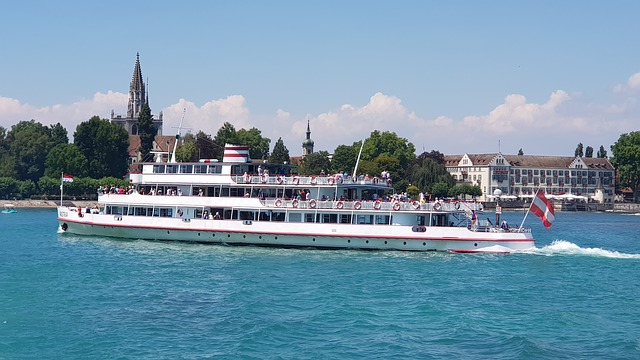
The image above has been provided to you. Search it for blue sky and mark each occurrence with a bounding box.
[1,1,640,157]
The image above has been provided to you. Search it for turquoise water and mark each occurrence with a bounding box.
[2,209,640,359]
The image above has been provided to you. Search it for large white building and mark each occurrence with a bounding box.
[445,153,616,202]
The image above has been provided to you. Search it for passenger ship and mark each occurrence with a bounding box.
[57,145,535,253]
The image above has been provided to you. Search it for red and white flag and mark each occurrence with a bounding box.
[62,174,74,183]
[531,190,555,229]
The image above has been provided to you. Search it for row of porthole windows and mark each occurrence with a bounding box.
[162,230,441,247]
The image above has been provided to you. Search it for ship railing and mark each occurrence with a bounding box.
[262,199,479,212]
[469,226,531,233]
[232,174,393,187]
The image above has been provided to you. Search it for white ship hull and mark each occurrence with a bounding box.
[58,208,535,253]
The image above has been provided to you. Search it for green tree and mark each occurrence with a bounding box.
[74,116,130,179]
[49,123,69,145]
[597,145,608,158]
[7,120,58,182]
[137,102,157,162]
[298,151,331,175]
[269,137,290,164]
[0,177,20,199]
[331,144,359,174]
[213,122,239,160]
[44,143,89,178]
[176,135,197,162]
[431,182,450,199]
[0,126,16,178]
[195,131,219,160]
[405,151,455,192]
[574,143,584,157]
[237,127,270,160]
[610,132,640,202]
[585,146,594,158]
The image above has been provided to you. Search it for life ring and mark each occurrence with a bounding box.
[276,176,283,185]
[392,202,401,211]
[244,174,251,183]
[412,201,420,210]
[433,202,442,211]
[327,177,335,185]
[292,199,299,208]
[309,199,317,209]
[275,198,283,207]
[292,176,300,185]
[336,201,344,209]
[454,201,460,210]
[354,201,362,210]
[336,177,343,184]
[310,176,317,185]
[261,174,268,184]
[478,204,484,212]
[177,209,183,217]
[373,200,382,210]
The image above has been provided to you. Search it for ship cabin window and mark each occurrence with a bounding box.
[340,214,352,224]
[417,215,426,226]
[153,165,165,173]
[375,215,390,225]
[356,215,373,225]
[224,210,235,220]
[194,165,207,174]
[179,165,193,174]
[305,213,319,223]
[166,165,177,174]
[430,214,447,226]
[239,211,255,220]
[106,205,124,215]
[272,212,285,222]
[322,214,338,224]
[289,213,302,222]
[221,187,230,197]
[259,211,270,221]
[230,187,248,197]
[207,165,222,174]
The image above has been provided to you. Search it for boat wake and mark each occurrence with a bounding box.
[516,240,640,259]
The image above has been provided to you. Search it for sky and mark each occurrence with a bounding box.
[1,1,640,157]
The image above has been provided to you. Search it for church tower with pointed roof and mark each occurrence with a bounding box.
[302,118,314,157]
[111,53,163,135]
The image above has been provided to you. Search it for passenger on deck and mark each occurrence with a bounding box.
[501,220,509,230]
[213,212,221,220]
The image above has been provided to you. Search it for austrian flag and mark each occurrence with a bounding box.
[531,190,555,229]
[62,174,74,183]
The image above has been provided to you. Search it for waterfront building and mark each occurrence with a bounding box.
[444,153,616,203]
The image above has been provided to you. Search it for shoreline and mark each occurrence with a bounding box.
[1,199,98,209]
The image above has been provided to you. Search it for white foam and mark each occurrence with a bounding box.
[515,240,640,259]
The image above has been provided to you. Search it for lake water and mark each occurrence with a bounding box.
[2,209,640,359]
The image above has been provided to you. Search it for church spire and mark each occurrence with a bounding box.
[302,117,314,157]
[127,52,146,118]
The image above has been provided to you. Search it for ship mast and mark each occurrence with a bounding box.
[170,108,189,163]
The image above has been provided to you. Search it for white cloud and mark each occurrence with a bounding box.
[1,77,638,157]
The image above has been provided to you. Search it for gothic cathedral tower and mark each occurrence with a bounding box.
[111,53,163,135]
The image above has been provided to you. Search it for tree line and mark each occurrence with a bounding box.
[2,112,640,202]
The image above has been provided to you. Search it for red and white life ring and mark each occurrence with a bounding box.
[292,199,299,208]
[177,209,183,217]
[275,198,283,207]
[310,176,317,185]
[261,174,268,184]
[373,200,382,210]
[433,202,442,211]
[336,201,344,209]
[292,176,300,185]
[336,177,344,184]
[354,201,362,210]
[454,201,460,210]
[309,199,317,209]
[244,174,251,183]
[327,177,335,185]
[392,202,401,211]
[412,201,420,210]
[276,176,283,185]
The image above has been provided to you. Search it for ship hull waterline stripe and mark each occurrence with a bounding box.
[58,218,535,243]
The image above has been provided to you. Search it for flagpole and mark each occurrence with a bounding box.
[518,187,540,230]
[60,172,64,206]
